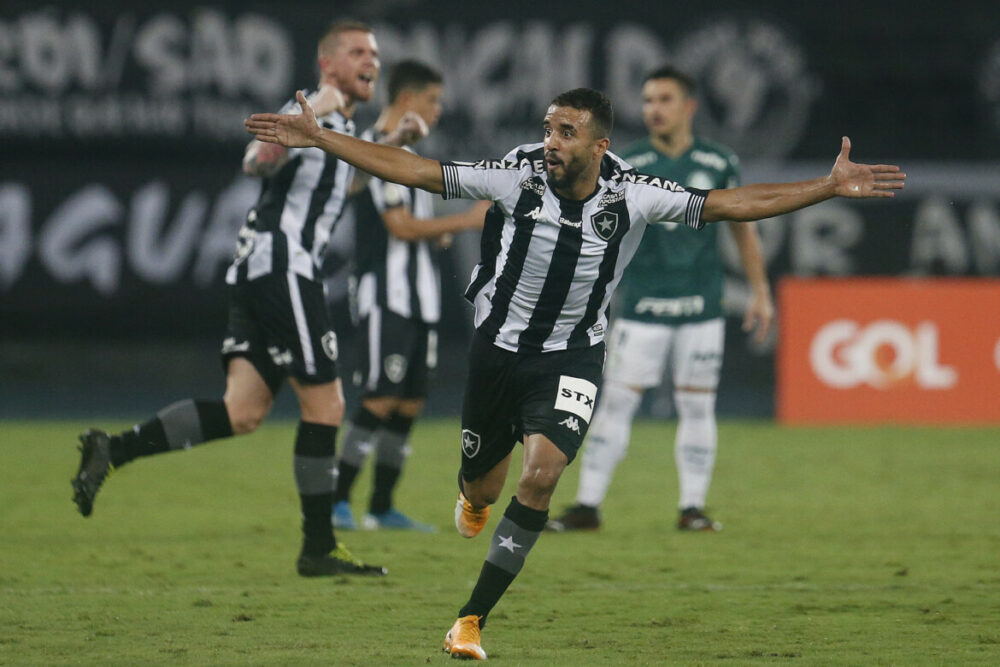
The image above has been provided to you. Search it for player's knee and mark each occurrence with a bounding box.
[227,404,268,435]
[519,464,561,498]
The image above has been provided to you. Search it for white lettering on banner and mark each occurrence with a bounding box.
[910,196,969,274]
[554,376,598,423]
[0,9,292,140]
[809,320,957,390]
[791,202,864,275]
[995,336,1000,372]
[38,184,123,296]
[128,182,208,284]
[3,176,254,293]
[0,184,31,288]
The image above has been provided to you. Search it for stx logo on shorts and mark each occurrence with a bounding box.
[461,429,481,458]
[558,416,581,433]
[554,376,598,423]
[267,346,293,367]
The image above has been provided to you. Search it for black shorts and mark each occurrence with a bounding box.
[353,306,436,399]
[459,332,605,481]
[220,272,339,395]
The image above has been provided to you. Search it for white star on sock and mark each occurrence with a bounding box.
[497,535,522,553]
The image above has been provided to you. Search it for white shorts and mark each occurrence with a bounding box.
[603,318,725,390]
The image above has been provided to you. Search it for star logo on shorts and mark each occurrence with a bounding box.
[590,210,619,240]
[461,429,481,458]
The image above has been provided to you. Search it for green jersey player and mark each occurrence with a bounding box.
[551,65,774,533]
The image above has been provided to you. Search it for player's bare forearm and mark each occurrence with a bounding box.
[703,177,834,222]
[313,129,445,194]
[242,140,290,178]
[726,221,770,296]
[701,137,904,223]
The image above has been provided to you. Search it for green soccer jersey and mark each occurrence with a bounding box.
[618,136,740,324]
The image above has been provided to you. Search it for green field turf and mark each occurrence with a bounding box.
[1,419,998,665]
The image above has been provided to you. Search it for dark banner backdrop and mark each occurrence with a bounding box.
[2,1,998,415]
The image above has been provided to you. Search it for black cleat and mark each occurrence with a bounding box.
[71,429,114,517]
[545,504,601,532]
[296,545,387,577]
[678,507,722,532]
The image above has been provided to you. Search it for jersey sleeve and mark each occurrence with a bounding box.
[631,185,710,230]
[439,160,522,202]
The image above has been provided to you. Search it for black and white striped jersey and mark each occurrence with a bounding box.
[226,95,356,285]
[441,143,708,353]
[353,128,441,323]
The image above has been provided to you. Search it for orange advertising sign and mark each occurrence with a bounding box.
[777,279,1000,424]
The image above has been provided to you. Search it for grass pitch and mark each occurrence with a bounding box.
[1,419,998,665]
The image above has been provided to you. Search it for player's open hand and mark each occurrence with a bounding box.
[829,136,906,198]
[245,91,321,148]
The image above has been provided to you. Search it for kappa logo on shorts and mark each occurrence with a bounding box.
[321,331,338,361]
[267,346,293,367]
[461,430,481,458]
[384,354,407,383]
[554,376,598,423]
[558,416,581,433]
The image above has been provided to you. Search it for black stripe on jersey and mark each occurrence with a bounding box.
[568,197,632,348]
[464,203,505,303]
[272,226,290,274]
[406,186,421,318]
[300,137,341,253]
[475,187,545,342]
[252,154,303,231]
[516,199,585,351]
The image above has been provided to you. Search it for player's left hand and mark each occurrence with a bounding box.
[245,90,321,148]
[742,291,774,344]
[829,136,906,198]
[387,111,429,147]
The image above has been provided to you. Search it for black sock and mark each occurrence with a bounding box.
[110,399,232,467]
[293,421,338,557]
[369,413,413,514]
[458,496,548,625]
[333,406,383,503]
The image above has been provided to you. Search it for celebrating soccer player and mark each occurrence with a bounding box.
[245,85,904,659]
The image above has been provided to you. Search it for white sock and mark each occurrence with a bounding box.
[576,381,642,507]
[673,391,718,509]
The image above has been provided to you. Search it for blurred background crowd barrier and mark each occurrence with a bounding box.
[2,1,998,421]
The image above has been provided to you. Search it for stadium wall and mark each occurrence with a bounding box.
[2,1,998,418]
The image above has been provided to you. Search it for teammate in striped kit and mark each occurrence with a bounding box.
[70,21,408,577]
[246,86,905,659]
[331,61,489,532]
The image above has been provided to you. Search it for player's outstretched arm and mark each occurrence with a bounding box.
[245,91,445,194]
[701,137,905,223]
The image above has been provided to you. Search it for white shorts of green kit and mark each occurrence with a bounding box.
[603,317,724,390]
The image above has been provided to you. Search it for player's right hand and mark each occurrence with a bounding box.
[245,91,321,148]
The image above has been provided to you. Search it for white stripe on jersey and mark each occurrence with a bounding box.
[286,273,316,375]
[366,305,383,391]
